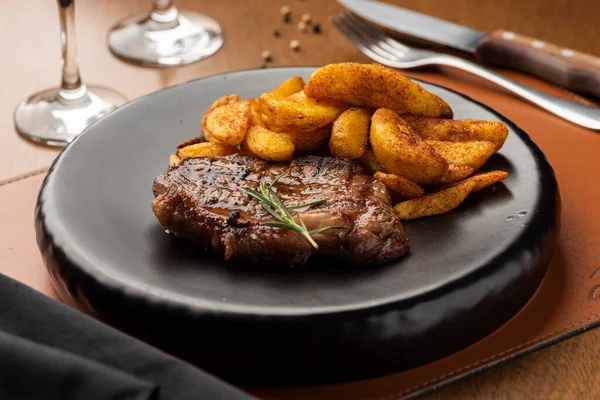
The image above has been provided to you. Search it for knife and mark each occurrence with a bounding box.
[338,0,600,98]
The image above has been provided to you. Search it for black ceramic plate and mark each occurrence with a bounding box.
[36,67,559,386]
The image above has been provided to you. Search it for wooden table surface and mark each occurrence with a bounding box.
[3,1,600,398]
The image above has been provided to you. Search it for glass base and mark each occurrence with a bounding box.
[106,9,224,67]
[14,85,127,146]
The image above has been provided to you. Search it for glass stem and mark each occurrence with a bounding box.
[151,0,178,24]
[58,0,84,99]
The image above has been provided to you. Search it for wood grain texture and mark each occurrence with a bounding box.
[2,1,600,399]
[476,29,600,98]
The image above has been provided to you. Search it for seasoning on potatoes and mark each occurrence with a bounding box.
[402,115,509,152]
[243,125,295,162]
[370,108,448,185]
[305,63,453,118]
[374,172,425,199]
[168,153,181,166]
[357,145,385,173]
[329,107,371,159]
[201,98,252,147]
[284,125,331,153]
[176,136,203,149]
[436,164,475,184]
[394,170,508,220]
[439,170,509,192]
[178,142,237,159]
[426,140,496,171]
[271,76,306,97]
[258,91,347,133]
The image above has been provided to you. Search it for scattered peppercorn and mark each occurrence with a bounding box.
[298,21,308,33]
[261,50,273,62]
[289,39,301,52]
[273,29,281,38]
[312,23,321,34]
[281,5,291,23]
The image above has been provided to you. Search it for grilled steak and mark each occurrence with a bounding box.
[152,155,409,265]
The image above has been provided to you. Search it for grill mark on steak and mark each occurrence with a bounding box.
[152,155,409,265]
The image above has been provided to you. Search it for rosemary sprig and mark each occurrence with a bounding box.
[242,175,347,249]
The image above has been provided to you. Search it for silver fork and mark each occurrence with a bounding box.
[331,11,600,130]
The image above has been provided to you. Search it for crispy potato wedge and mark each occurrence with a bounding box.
[202,98,252,146]
[243,125,295,162]
[271,76,306,97]
[249,98,264,126]
[358,146,385,173]
[394,183,471,220]
[440,170,509,192]
[370,108,448,184]
[304,63,452,118]
[284,125,331,153]
[394,170,508,220]
[374,172,424,198]
[329,107,371,159]
[436,165,476,184]
[168,153,181,166]
[426,140,496,170]
[201,95,240,142]
[258,91,347,133]
[177,136,203,149]
[178,142,237,159]
[403,115,509,152]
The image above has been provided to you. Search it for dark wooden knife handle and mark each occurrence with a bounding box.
[475,29,600,98]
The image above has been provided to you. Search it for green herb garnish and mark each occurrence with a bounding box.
[242,175,347,249]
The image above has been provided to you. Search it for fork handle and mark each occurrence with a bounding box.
[475,30,600,99]
[433,54,600,130]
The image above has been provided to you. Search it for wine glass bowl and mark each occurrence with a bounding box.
[14,0,127,146]
[14,85,126,146]
[107,2,223,67]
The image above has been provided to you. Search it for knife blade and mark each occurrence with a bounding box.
[338,0,600,98]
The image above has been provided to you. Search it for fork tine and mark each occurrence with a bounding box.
[331,13,400,65]
[340,11,410,54]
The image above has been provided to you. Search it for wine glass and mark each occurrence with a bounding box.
[106,0,223,67]
[14,0,127,146]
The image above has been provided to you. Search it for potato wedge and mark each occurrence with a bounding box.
[394,170,508,220]
[284,125,331,153]
[358,146,385,173]
[374,172,424,198]
[177,136,203,149]
[258,91,347,133]
[329,108,371,159]
[403,115,509,152]
[437,165,475,184]
[271,76,305,97]
[202,98,252,146]
[440,170,509,192]
[201,94,238,137]
[426,140,496,170]
[178,142,237,159]
[168,153,181,166]
[370,108,448,184]
[394,183,472,220]
[249,98,264,126]
[243,125,295,162]
[304,63,452,118]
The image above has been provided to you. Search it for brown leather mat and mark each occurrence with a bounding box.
[2,69,600,399]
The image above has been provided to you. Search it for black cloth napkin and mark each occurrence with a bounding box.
[0,273,255,400]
